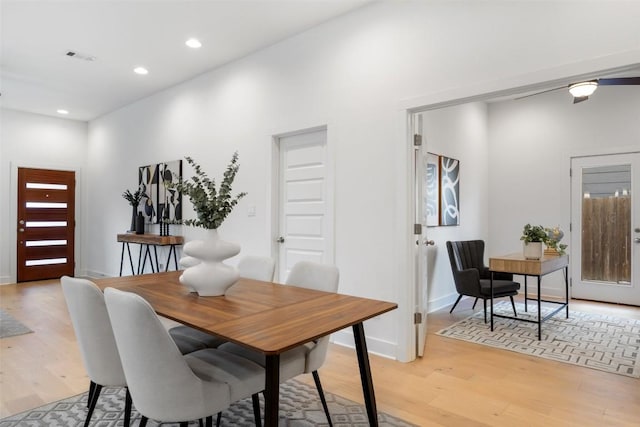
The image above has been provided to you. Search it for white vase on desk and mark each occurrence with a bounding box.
[179,229,240,296]
[523,241,543,260]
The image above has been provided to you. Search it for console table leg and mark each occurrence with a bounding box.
[490,272,494,331]
[537,275,542,340]
[126,243,134,276]
[524,276,528,312]
[119,243,125,277]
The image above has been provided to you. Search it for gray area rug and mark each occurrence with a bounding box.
[0,379,415,426]
[0,309,33,339]
[437,301,640,378]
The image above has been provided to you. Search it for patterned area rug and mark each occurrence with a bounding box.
[0,379,415,426]
[0,309,33,339]
[437,301,640,378]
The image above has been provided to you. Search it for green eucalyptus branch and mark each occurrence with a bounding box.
[167,152,247,230]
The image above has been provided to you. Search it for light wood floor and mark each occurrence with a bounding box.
[1,280,639,426]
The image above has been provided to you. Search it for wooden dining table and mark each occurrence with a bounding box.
[95,271,397,426]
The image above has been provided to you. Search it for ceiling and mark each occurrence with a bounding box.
[0,0,371,121]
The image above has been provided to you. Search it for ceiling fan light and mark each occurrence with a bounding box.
[569,81,598,98]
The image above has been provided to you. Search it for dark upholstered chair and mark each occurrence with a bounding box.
[446,240,520,322]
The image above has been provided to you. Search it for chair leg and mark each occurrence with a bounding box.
[312,370,333,427]
[180,423,189,427]
[510,295,517,317]
[472,297,479,310]
[124,387,132,427]
[139,416,148,427]
[205,416,213,427]
[252,393,262,427]
[84,383,102,427]
[87,380,96,408]
[483,298,487,323]
[199,419,204,427]
[216,412,222,427]
[449,295,463,314]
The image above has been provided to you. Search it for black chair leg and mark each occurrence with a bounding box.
[180,422,188,427]
[84,383,102,427]
[87,381,96,408]
[252,393,262,427]
[206,416,213,427]
[472,297,479,310]
[312,370,333,427]
[124,387,132,427]
[199,419,204,427]
[449,294,463,314]
[216,412,222,427]
[510,295,517,317]
[483,298,487,323]
[139,416,148,427]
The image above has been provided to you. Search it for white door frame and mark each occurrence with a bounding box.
[270,125,335,282]
[395,57,640,362]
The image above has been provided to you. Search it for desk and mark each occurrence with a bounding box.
[489,253,569,340]
[95,271,397,426]
[117,234,184,276]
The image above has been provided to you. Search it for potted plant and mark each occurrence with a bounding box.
[167,151,247,296]
[520,223,546,259]
[544,226,568,256]
[122,188,144,232]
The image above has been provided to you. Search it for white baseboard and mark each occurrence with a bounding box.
[331,330,397,360]
[0,276,12,285]
[427,292,461,313]
[84,270,113,279]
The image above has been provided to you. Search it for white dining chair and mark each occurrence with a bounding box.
[238,255,276,281]
[61,276,132,427]
[219,260,339,426]
[104,287,266,427]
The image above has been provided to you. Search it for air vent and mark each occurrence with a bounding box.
[65,51,96,62]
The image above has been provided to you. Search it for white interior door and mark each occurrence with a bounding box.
[276,128,332,281]
[413,113,432,357]
[571,153,640,305]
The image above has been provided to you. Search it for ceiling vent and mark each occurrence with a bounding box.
[65,51,96,62]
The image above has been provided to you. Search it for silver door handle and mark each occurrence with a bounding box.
[416,239,435,246]
[277,236,285,243]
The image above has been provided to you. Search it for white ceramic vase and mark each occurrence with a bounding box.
[523,241,543,260]
[179,229,240,296]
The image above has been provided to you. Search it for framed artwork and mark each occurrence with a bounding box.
[440,155,460,226]
[138,160,183,224]
[158,160,182,223]
[424,152,440,226]
[138,164,159,224]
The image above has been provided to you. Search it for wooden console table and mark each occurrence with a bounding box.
[117,234,184,276]
[489,253,569,340]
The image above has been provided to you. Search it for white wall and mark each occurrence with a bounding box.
[0,108,88,284]
[420,102,490,311]
[488,86,640,296]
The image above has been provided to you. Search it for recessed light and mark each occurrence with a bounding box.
[57,109,69,115]
[185,38,202,49]
[133,67,149,75]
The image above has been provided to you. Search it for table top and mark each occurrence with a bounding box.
[489,253,569,276]
[95,271,397,355]
[117,233,184,245]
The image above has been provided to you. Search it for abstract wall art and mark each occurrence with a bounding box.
[440,155,460,226]
[422,152,460,227]
[137,160,182,224]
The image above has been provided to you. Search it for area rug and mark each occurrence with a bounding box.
[436,301,640,378]
[0,379,415,426]
[0,309,33,339]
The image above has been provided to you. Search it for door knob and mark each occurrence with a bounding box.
[277,236,285,243]
[19,220,25,225]
[425,240,435,246]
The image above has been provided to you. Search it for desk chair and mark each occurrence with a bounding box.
[446,240,520,322]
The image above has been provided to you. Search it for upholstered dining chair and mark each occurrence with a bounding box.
[104,287,266,427]
[61,276,228,427]
[61,276,132,427]
[219,260,339,426]
[238,255,276,281]
[446,240,520,322]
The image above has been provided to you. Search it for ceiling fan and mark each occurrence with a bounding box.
[517,77,640,103]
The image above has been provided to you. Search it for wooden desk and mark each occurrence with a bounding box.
[95,271,397,426]
[117,234,184,276]
[489,253,569,340]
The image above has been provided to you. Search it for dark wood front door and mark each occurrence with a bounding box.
[17,168,75,282]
